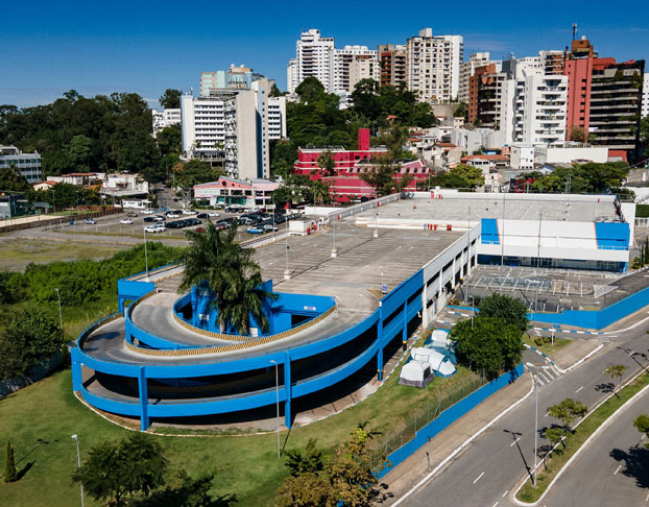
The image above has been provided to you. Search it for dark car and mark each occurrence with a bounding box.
[189,218,202,226]
[143,216,157,222]
[274,215,286,224]
[196,213,209,219]
[165,220,184,229]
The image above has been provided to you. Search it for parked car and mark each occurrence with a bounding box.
[195,227,206,233]
[84,218,96,224]
[165,212,179,219]
[165,220,184,229]
[143,216,157,222]
[182,209,197,215]
[188,218,202,226]
[152,215,166,222]
[246,225,265,234]
[119,218,133,225]
[196,213,209,219]
[145,224,165,233]
[274,215,286,224]
[225,205,244,213]
[126,212,138,217]
[263,224,278,233]
[141,209,154,214]
[208,211,220,217]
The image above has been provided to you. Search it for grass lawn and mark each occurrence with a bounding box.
[522,334,572,357]
[0,332,479,507]
[0,240,130,272]
[517,371,649,503]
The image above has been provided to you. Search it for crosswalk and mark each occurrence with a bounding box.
[533,365,562,387]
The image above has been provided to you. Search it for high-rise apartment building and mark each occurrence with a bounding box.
[469,64,507,129]
[405,28,463,102]
[287,59,298,94]
[334,45,379,94]
[459,52,500,103]
[378,44,407,87]
[152,108,181,134]
[643,73,649,118]
[180,78,286,180]
[564,37,645,159]
[295,29,335,93]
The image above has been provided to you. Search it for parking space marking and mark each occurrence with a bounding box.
[473,472,485,484]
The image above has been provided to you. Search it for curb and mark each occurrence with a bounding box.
[510,366,649,506]
[391,368,535,506]
[524,340,604,375]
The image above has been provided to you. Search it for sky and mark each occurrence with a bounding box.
[1,0,648,108]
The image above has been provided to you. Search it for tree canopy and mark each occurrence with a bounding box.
[529,162,629,194]
[159,89,181,109]
[478,293,529,332]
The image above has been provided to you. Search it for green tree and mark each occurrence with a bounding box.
[130,469,232,507]
[156,123,181,157]
[284,439,324,477]
[276,472,332,507]
[360,155,399,197]
[317,150,336,177]
[547,398,588,431]
[569,126,587,143]
[604,364,627,397]
[159,89,181,109]
[0,308,64,380]
[543,426,568,456]
[295,77,326,105]
[181,224,277,334]
[453,102,468,121]
[449,316,524,380]
[478,293,528,332]
[72,433,168,507]
[634,414,649,449]
[67,134,94,171]
[4,441,17,483]
[0,164,29,192]
[448,164,484,189]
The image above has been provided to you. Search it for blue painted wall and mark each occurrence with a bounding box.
[378,363,524,478]
[480,218,500,245]
[594,222,630,251]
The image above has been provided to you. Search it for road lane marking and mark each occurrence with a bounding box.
[614,464,622,475]
[492,503,499,507]
[502,490,508,498]
[575,386,584,393]
[645,491,649,502]
[510,437,522,447]
[473,472,485,484]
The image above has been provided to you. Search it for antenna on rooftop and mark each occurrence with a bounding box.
[572,23,578,41]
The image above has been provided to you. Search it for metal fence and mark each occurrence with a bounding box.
[370,376,484,468]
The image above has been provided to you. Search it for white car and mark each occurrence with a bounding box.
[208,212,220,217]
[166,213,179,219]
[145,224,165,233]
[141,209,154,214]
[119,218,133,225]
[182,209,197,215]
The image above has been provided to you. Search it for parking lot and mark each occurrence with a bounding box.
[48,208,296,243]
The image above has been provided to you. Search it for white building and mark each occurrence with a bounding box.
[450,128,506,154]
[509,144,535,170]
[536,145,609,165]
[287,59,298,94]
[152,108,181,134]
[511,74,568,145]
[642,73,649,118]
[334,45,379,94]
[295,29,335,94]
[268,96,287,140]
[180,94,226,158]
[0,145,42,183]
[459,52,500,103]
[406,28,463,102]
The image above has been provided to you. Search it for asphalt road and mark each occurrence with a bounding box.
[543,383,649,507]
[404,326,649,507]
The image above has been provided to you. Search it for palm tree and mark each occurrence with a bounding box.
[180,223,277,335]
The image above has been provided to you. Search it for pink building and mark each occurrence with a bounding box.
[294,129,431,203]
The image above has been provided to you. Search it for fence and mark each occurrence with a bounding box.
[0,207,121,234]
[374,363,524,478]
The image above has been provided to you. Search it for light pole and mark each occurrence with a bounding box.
[143,224,149,281]
[532,365,539,487]
[284,215,290,281]
[374,212,379,238]
[71,434,85,507]
[331,214,338,258]
[469,295,475,328]
[270,360,281,458]
[54,288,63,331]
[501,192,506,267]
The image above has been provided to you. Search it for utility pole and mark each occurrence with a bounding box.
[71,434,85,507]
[501,193,506,267]
[143,224,149,281]
[533,366,539,487]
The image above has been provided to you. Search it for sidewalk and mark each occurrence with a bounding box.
[380,372,533,504]
[551,339,603,371]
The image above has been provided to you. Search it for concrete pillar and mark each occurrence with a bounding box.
[377,304,384,381]
[467,236,473,277]
[402,300,408,349]
[71,347,82,391]
[284,351,292,429]
[138,366,149,431]
[421,282,429,329]
[452,256,457,289]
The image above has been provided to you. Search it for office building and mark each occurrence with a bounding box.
[200,64,264,97]
[0,146,42,183]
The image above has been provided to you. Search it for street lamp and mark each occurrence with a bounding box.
[71,434,85,507]
[532,365,539,487]
[284,217,290,281]
[270,360,281,459]
[374,212,379,238]
[331,214,338,258]
[54,288,63,331]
